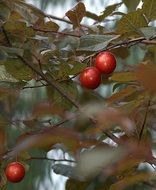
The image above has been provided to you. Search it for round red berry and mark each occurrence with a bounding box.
[5,162,25,183]
[95,51,116,74]
[80,67,101,89]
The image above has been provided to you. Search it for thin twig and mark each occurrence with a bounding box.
[22,84,49,89]
[139,100,150,141]
[32,26,81,38]
[28,156,76,163]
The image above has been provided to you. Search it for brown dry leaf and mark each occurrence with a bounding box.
[135,61,156,93]
[32,100,65,117]
[65,2,86,28]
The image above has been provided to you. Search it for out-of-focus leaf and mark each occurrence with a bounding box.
[65,2,86,28]
[110,72,137,82]
[8,128,81,157]
[18,151,31,160]
[135,61,156,93]
[4,58,34,81]
[142,0,156,22]
[109,172,156,190]
[107,86,138,104]
[116,10,147,36]
[32,100,65,117]
[76,147,126,178]
[140,27,156,39]
[96,107,135,134]
[78,35,119,52]
[65,179,90,190]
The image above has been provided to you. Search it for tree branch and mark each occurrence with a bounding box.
[18,55,81,109]
[32,26,81,38]
[27,156,76,163]
[82,36,156,62]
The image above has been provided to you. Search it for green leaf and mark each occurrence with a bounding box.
[140,26,156,39]
[142,0,156,22]
[99,2,123,21]
[78,34,119,52]
[13,0,45,23]
[35,20,59,32]
[116,10,147,36]
[0,65,17,82]
[3,21,27,46]
[123,0,140,11]
[65,2,86,28]
[111,47,129,59]
[4,58,33,81]
[47,81,78,109]
[110,72,137,82]
[69,62,87,75]
[55,36,79,51]
[0,2,10,20]
[85,11,99,21]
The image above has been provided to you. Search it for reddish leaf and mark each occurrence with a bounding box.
[32,100,65,117]
[136,61,156,93]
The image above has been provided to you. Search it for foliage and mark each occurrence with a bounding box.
[0,0,156,189]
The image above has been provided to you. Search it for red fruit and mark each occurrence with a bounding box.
[95,51,116,74]
[80,67,101,89]
[5,162,25,183]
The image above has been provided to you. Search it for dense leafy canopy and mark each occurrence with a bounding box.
[0,0,156,189]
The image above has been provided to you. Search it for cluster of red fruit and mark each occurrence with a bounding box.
[4,52,116,184]
[80,51,116,89]
[5,162,25,183]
